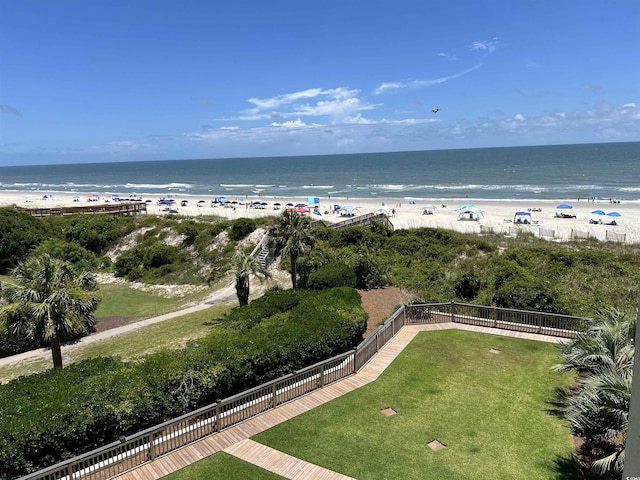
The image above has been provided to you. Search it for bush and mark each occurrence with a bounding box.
[33,239,98,271]
[493,277,559,313]
[453,271,483,301]
[0,208,46,273]
[307,262,356,290]
[229,218,257,241]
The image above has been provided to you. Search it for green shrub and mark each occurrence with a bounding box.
[0,208,47,273]
[33,239,98,271]
[307,262,356,290]
[453,271,483,301]
[229,218,257,241]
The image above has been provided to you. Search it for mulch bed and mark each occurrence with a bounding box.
[92,316,130,333]
[358,287,409,337]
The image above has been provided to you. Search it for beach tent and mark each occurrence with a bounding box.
[457,206,482,221]
[214,196,228,203]
[374,206,392,215]
[456,203,476,211]
[513,211,532,224]
[339,206,361,217]
[422,204,436,215]
[307,197,320,205]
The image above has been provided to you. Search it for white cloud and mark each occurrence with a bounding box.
[236,87,373,122]
[343,114,438,126]
[247,88,327,110]
[437,52,458,61]
[374,63,482,95]
[622,103,636,108]
[470,38,499,53]
[271,118,308,128]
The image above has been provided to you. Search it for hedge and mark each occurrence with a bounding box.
[0,287,367,479]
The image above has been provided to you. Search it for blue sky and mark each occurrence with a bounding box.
[1,0,639,166]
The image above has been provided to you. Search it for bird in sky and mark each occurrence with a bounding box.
[432,108,439,113]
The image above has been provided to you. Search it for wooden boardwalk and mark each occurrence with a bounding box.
[115,323,566,480]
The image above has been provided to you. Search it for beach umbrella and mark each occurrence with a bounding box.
[556,204,573,209]
[286,202,294,207]
[607,211,622,217]
[591,210,606,216]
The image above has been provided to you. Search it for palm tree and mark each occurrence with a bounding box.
[0,254,99,369]
[555,307,635,477]
[268,211,315,289]
[232,251,271,306]
[555,307,635,377]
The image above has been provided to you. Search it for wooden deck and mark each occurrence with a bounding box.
[24,202,147,217]
[114,323,566,480]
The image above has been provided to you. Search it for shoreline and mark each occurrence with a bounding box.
[2,190,638,244]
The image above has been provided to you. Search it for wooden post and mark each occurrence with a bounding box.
[451,302,456,323]
[319,365,325,388]
[272,383,278,408]
[536,313,542,334]
[215,403,221,432]
[148,433,156,460]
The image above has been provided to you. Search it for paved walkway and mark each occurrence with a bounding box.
[114,323,566,480]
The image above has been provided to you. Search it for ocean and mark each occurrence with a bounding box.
[1,142,639,202]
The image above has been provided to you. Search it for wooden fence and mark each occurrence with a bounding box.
[19,303,586,480]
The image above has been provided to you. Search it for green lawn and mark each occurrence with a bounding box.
[164,452,284,480]
[93,282,213,322]
[250,330,576,480]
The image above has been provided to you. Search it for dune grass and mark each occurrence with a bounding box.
[249,330,576,480]
[164,452,284,480]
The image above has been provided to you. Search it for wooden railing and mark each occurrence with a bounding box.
[328,212,394,230]
[19,303,586,480]
[24,202,147,217]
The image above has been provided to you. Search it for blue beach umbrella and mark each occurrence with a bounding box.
[607,211,621,217]
[556,204,573,209]
[591,210,606,216]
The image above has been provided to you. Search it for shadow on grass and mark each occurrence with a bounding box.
[553,455,586,479]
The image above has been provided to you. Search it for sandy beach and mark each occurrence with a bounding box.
[1,190,639,244]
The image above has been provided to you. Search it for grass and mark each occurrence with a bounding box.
[249,330,576,480]
[0,303,233,382]
[164,452,284,480]
[93,282,212,322]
